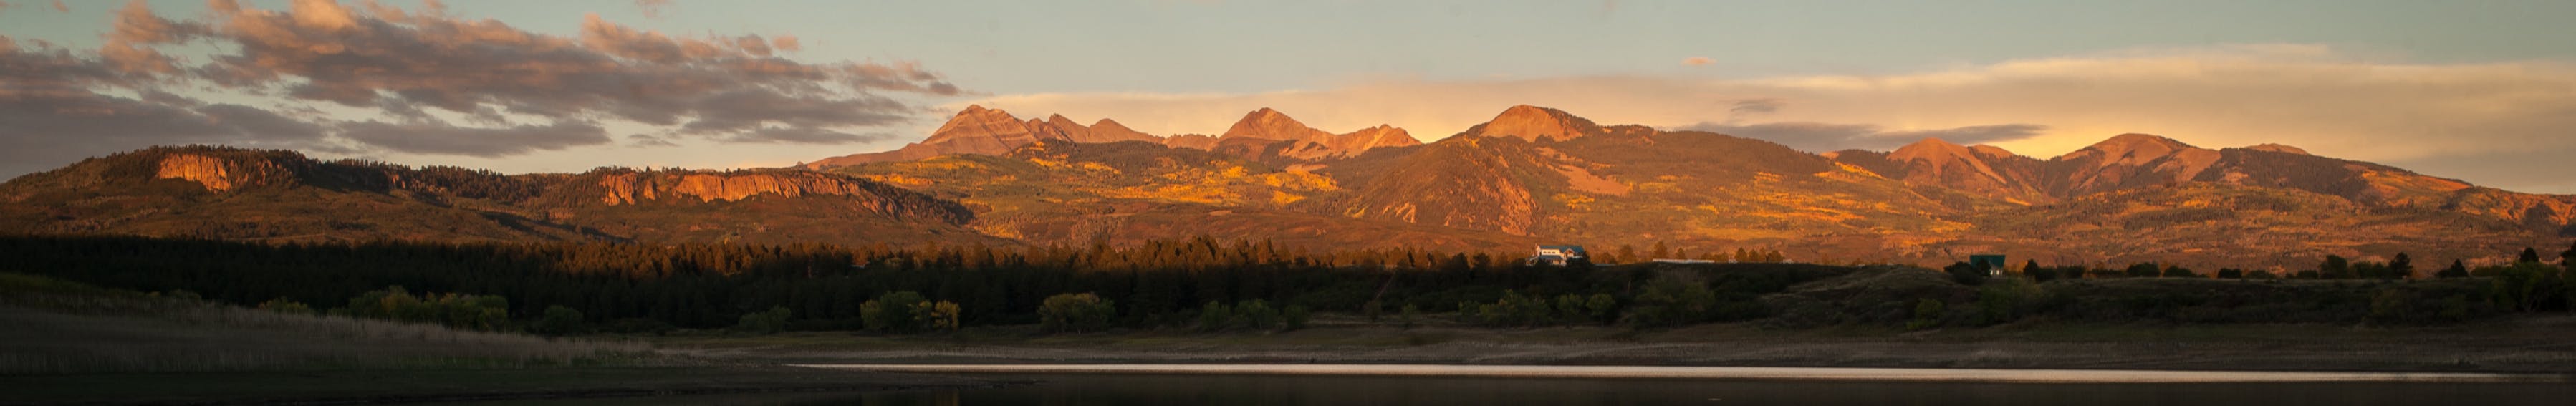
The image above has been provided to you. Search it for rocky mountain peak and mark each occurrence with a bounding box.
[1337,125,1421,148]
[1221,107,1332,142]
[1888,137,2010,185]
[1465,105,1601,142]
[1080,117,1160,143]
[2062,133,2201,163]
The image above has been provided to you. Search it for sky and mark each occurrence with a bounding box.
[4,0,2575,193]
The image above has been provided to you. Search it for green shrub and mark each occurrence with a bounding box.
[1283,305,1310,330]
[1038,292,1116,333]
[860,291,926,332]
[1906,298,1946,330]
[1398,304,1421,329]
[533,305,585,336]
[736,306,791,334]
[1623,281,1715,327]
[1238,299,1280,331]
[257,297,313,315]
[1197,301,1234,332]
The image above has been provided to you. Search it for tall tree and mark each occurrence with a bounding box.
[2519,248,2542,264]
[2388,253,2414,280]
[2320,256,2353,279]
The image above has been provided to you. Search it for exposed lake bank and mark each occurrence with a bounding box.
[0,366,1014,406]
[657,316,2576,374]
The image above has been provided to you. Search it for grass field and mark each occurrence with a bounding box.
[0,273,1001,405]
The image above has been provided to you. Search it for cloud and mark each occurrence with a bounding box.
[0,37,336,177]
[1726,98,1781,115]
[963,44,2576,193]
[1681,57,1711,66]
[1678,122,2047,152]
[727,126,891,144]
[635,0,670,19]
[196,103,329,142]
[111,0,956,140]
[337,120,610,156]
[0,0,961,178]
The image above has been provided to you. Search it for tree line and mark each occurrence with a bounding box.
[0,236,1622,333]
[8,236,2569,334]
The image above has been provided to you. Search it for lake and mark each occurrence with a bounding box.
[428,364,2576,405]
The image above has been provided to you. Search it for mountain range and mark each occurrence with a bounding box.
[6,105,2569,269]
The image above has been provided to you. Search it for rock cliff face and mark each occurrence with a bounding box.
[575,169,971,224]
[1458,105,1603,142]
[155,153,296,192]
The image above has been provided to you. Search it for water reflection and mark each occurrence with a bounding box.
[436,373,2576,405]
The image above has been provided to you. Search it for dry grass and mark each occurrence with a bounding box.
[0,274,663,374]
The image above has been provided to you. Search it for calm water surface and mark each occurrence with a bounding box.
[432,365,2576,405]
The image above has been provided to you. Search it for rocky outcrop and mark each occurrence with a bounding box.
[155,153,301,192]
[580,169,971,224]
[1459,105,1603,142]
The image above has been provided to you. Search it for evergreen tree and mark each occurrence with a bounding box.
[2519,248,2542,264]
[2161,265,2197,278]
[2438,260,2471,278]
[2124,263,2161,278]
[2389,253,2414,280]
[2561,242,2576,269]
[1650,241,1671,261]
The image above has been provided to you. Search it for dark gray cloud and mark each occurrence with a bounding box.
[1728,98,1782,115]
[1677,122,2048,152]
[337,121,610,156]
[57,0,952,157]
[0,38,333,178]
[196,103,327,142]
[0,0,960,180]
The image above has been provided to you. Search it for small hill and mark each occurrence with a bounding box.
[0,145,992,246]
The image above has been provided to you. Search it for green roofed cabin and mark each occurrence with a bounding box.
[1969,254,2009,276]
